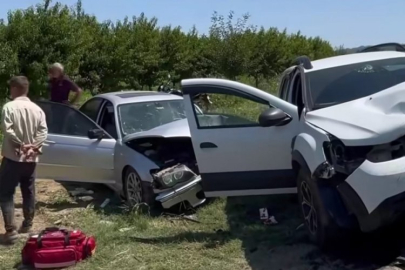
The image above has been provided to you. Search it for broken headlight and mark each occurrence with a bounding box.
[322,137,370,176]
[152,164,197,189]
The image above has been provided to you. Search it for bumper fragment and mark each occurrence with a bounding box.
[338,156,405,232]
[155,176,205,209]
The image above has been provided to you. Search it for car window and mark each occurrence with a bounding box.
[191,93,270,128]
[79,98,103,121]
[37,101,99,137]
[100,102,118,139]
[307,57,405,110]
[118,100,186,136]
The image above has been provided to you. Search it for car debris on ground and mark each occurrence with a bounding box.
[69,188,94,197]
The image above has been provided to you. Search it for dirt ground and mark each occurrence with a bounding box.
[0,180,404,270]
[0,180,62,235]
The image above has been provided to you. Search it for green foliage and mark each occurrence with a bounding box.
[0,0,335,97]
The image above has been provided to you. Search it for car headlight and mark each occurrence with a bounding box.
[153,164,197,189]
[322,136,369,176]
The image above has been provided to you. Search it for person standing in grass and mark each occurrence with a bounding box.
[0,76,48,244]
[48,63,82,105]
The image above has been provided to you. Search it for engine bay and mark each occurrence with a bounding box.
[126,137,199,189]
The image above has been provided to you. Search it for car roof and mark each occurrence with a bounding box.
[306,51,405,72]
[94,90,183,106]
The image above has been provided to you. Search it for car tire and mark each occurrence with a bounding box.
[124,167,155,207]
[297,167,342,248]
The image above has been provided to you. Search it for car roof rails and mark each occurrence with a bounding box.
[293,56,313,70]
[359,43,405,53]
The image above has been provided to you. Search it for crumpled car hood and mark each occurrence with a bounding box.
[306,82,405,146]
[122,118,190,143]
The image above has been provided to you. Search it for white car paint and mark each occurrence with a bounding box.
[181,50,405,232]
[306,51,405,72]
[306,82,405,146]
[182,79,299,197]
[293,119,330,174]
[345,156,405,213]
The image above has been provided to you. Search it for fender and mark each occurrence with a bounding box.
[292,150,356,229]
[293,132,328,175]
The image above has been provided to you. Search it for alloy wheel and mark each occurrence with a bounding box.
[300,181,318,235]
[126,172,142,205]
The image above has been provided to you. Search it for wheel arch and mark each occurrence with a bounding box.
[122,165,131,185]
[292,150,311,176]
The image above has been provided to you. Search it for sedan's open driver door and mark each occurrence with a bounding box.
[182,79,299,197]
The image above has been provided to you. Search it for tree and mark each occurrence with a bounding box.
[0,1,336,97]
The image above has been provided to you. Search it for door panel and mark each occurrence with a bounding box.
[35,101,116,183]
[182,80,299,197]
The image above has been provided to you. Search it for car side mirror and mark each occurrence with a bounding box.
[88,128,105,140]
[258,108,292,127]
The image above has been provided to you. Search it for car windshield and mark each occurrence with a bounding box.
[118,100,186,136]
[307,57,405,110]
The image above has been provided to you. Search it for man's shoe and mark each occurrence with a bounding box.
[18,224,32,234]
[4,230,18,244]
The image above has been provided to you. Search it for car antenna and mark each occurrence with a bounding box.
[294,56,313,70]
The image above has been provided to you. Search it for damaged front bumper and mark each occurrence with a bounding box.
[338,156,405,232]
[155,175,205,209]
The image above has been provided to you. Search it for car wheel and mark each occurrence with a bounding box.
[124,167,154,207]
[297,168,340,248]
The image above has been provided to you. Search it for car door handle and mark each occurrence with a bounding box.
[200,142,217,149]
[44,140,56,144]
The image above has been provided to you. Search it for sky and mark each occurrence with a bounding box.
[0,0,403,48]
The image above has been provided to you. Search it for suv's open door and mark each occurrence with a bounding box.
[182,79,299,197]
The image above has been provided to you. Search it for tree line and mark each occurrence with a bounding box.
[0,0,335,98]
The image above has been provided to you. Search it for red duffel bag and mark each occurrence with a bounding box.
[21,227,96,269]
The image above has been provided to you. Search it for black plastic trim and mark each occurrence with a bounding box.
[201,170,296,192]
[337,181,405,232]
[359,42,405,53]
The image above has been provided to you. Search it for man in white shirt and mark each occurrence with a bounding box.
[0,76,48,244]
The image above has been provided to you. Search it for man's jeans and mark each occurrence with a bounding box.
[0,158,36,232]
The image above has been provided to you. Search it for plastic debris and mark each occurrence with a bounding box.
[54,219,63,225]
[70,188,94,197]
[78,196,93,202]
[259,208,278,225]
[99,220,113,225]
[100,198,110,208]
[119,227,134,232]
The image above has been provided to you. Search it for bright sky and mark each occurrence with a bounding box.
[0,0,403,48]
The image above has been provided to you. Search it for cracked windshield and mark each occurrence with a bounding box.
[119,100,186,135]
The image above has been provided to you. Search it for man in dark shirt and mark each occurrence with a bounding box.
[48,63,82,105]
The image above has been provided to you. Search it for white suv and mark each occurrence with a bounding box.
[180,45,405,247]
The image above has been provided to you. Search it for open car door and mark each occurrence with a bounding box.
[182,79,299,197]
[35,101,116,184]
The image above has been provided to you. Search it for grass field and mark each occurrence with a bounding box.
[2,181,404,270]
[0,181,313,270]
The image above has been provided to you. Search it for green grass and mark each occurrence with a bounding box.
[0,192,304,270]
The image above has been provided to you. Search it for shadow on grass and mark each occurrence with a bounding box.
[127,194,405,270]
